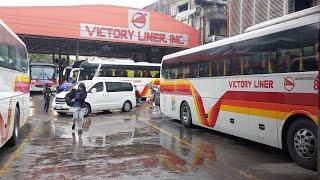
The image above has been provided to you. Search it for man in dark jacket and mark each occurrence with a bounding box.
[42,84,51,112]
[67,82,87,133]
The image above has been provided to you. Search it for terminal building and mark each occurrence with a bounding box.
[228,0,320,37]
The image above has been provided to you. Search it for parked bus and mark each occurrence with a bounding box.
[0,19,29,148]
[160,6,319,170]
[30,63,58,91]
[78,59,160,99]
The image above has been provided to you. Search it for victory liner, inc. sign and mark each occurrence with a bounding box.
[80,9,188,47]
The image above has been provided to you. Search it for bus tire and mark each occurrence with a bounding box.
[122,101,132,112]
[180,102,192,128]
[8,106,20,147]
[84,103,91,117]
[287,118,317,170]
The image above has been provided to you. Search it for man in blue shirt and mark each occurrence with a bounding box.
[58,79,73,92]
[66,83,87,134]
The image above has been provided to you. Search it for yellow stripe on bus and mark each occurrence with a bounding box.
[220,104,281,120]
[15,75,29,83]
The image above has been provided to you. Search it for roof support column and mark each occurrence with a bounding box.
[58,47,62,85]
[52,49,55,64]
[76,40,79,61]
[66,54,70,66]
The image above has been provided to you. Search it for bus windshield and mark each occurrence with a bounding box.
[31,65,56,80]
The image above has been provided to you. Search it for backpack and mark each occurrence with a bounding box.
[65,90,75,107]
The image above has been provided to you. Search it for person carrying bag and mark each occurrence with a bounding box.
[66,83,87,134]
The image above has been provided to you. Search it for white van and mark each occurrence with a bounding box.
[52,80,137,116]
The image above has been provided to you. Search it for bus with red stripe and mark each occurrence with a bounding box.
[160,6,319,170]
[30,63,58,92]
[0,19,29,148]
[77,59,160,99]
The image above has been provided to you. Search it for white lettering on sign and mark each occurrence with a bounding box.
[80,23,188,47]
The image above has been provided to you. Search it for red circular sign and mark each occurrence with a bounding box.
[131,12,147,28]
[283,77,295,91]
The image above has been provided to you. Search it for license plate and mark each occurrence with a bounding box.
[56,106,62,110]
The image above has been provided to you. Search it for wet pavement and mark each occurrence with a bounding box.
[0,94,316,179]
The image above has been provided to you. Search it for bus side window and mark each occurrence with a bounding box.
[155,71,160,78]
[277,23,319,73]
[0,44,8,69]
[230,58,241,75]
[302,46,317,71]
[189,64,199,78]
[223,59,230,76]
[211,60,224,76]
[162,68,169,79]
[199,62,209,77]
[116,69,126,77]
[134,70,142,77]
[126,70,134,78]
[150,70,159,78]
[266,52,277,74]
[142,70,151,78]
[183,65,191,78]
[177,67,184,79]
[106,69,114,77]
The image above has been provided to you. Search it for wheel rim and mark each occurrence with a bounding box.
[84,106,89,115]
[124,102,131,111]
[293,128,316,159]
[14,113,19,138]
[182,106,189,122]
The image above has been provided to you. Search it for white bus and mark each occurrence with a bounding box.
[30,63,58,92]
[0,19,29,148]
[160,6,319,170]
[77,59,160,99]
[63,60,85,84]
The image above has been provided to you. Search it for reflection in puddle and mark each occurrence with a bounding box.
[86,117,136,147]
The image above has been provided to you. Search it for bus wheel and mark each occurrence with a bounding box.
[287,118,317,170]
[180,102,192,128]
[8,106,20,147]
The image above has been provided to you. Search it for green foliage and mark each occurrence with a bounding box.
[29,53,53,63]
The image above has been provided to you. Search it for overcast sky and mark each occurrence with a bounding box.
[0,0,158,9]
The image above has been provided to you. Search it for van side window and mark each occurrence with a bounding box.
[106,82,133,92]
[106,82,120,92]
[90,82,104,92]
[120,83,133,91]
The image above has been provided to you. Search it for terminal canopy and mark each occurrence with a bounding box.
[0,5,200,60]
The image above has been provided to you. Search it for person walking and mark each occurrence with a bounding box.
[42,84,51,112]
[66,83,87,134]
[58,78,73,92]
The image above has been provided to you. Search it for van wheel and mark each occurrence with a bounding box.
[8,106,20,147]
[287,118,317,170]
[122,101,132,112]
[180,102,192,128]
[84,103,91,117]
